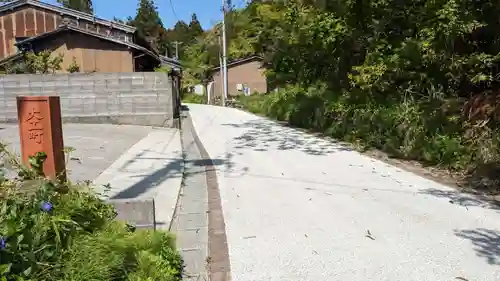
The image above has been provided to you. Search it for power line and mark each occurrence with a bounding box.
[168,0,179,21]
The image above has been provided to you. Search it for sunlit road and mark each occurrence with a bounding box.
[187,103,500,281]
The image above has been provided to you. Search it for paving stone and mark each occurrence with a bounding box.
[108,198,156,230]
[176,227,209,250]
[181,249,209,277]
[171,112,209,279]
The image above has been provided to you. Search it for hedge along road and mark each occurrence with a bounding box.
[186,103,500,281]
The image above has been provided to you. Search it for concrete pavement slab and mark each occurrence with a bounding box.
[170,112,210,280]
[186,103,500,281]
[0,123,155,182]
[93,128,183,231]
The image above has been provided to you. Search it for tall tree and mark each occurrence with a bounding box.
[189,14,203,38]
[130,0,167,54]
[57,0,93,14]
[163,13,204,58]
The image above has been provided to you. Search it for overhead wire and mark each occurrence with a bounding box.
[168,0,179,21]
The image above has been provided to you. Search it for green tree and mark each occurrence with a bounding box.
[188,14,204,38]
[162,14,204,59]
[182,39,213,90]
[57,0,93,14]
[130,0,167,54]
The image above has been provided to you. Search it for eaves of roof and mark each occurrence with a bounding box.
[212,55,264,71]
[160,56,182,69]
[0,0,135,34]
[16,24,159,62]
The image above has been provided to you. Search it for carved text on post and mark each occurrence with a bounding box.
[26,108,44,144]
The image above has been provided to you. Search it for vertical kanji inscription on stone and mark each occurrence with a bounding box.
[17,96,66,181]
[26,107,44,144]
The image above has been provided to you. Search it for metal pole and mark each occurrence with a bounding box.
[173,41,180,60]
[218,35,224,106]
[221,0,229,107]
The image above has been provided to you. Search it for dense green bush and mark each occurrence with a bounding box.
[236,94,270,115]
[0,145,183,281]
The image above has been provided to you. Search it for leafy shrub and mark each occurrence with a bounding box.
[66,57,80,73]
[236,94,271,115]
[182,93,206,104]
[0,145,183,280]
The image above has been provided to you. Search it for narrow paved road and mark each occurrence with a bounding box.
[187,103,500,281]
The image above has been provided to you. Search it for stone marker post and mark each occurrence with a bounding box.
[17,96,66,181]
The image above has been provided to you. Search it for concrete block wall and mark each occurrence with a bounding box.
[0,72,178,127]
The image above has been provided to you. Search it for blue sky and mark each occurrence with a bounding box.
[43,0,248,29]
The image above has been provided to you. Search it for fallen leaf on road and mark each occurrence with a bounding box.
[313,250,319,255]
[70,157,82,164]
[365,229,375,240]
[455,277,469,281]
[304,234,308,238]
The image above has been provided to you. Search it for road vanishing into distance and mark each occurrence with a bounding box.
[187,103,500,281]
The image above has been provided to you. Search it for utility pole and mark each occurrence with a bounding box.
[218,35,224,106]
[221,0,229,106]
[173,41,182,60]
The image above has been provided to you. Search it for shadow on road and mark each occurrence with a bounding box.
[419,188,500,210]
[455,228,500,265]
[221,119,351,156]
[110,157,226,200]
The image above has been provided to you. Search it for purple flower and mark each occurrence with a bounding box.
[0,237,5,250]
[40,201,53,212]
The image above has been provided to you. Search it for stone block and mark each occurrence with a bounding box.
[108,198,156,230]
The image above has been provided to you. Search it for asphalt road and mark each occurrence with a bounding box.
[0,123,154,182]
[187,103,500,281]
